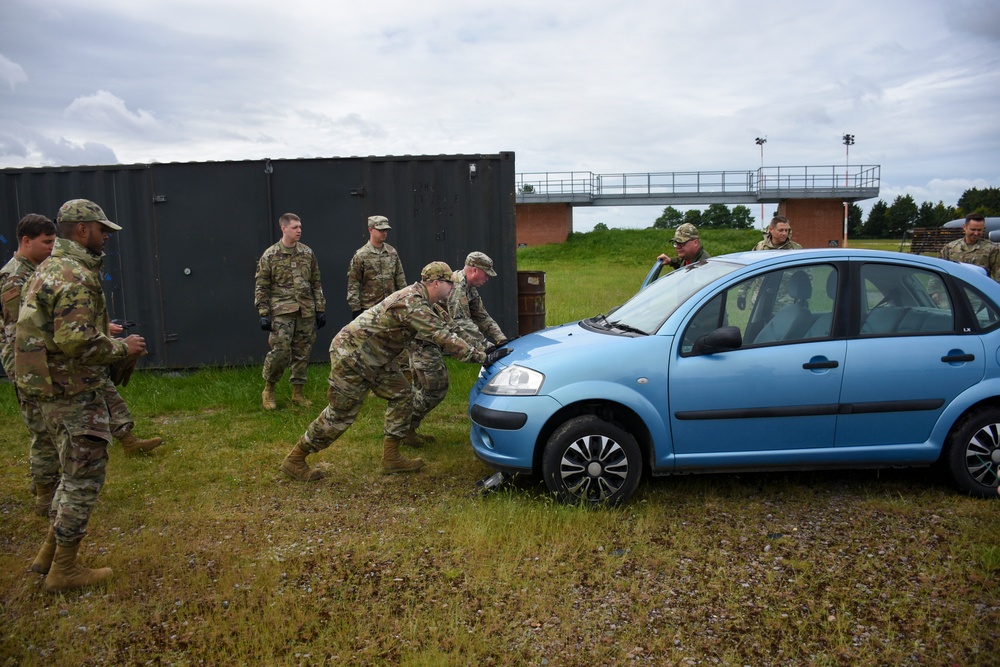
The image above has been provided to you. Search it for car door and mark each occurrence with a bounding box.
[835,262,985,447]
[667,263,847,468]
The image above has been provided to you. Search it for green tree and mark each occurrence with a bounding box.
[957,187,1000,216]
[593,222,609,231]
[518,184,535,194]
[730,205,754,229]
[701,203,733,229]
[683,209,702,226]
[863,199,889,238]
[885,195,919,237]
[653,206,684,229]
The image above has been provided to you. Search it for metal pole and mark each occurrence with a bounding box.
[842,134,854,248]
[755,137,766,230]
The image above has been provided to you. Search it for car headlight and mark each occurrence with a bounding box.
[482,364,544,396]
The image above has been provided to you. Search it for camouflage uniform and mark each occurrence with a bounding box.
[939,238,1000,281]
[16,237,130,545]
[299,279,486,455]
[666,246,710,269]
[739,235,803,308]
[1,254,60,491]
[346,241,407,313]
[410,263,506,430]
[255,241,326,385]
[752,237,803,251]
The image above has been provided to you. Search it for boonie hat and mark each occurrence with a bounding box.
[465,251,497,276]
[368,215,391,230]
[672,223,699,243]
[421,261,455,283]
[56,199,122,231]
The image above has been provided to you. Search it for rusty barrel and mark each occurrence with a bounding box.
[517,270,546,335]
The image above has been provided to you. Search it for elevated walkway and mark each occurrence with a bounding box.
[516,165,880,206]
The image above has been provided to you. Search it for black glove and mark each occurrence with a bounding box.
[351,310,363,319]
[259,316,271,331]
[483,347,512,367]
[736,294,746,310]
[316,312,326,329]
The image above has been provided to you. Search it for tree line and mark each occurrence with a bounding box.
[628,187,1000,239]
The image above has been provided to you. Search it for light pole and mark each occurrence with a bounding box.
[755,136,767,230]
[842,133,854,247]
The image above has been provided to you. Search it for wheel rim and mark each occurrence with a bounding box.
[559,434,630,502]
[966,422,1000,488]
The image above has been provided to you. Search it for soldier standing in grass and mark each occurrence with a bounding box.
[346,215,406,319]
[939,213,1000,281]
[281,262,493,480]
[407,251,507,444]
[17,199,147,592]
[737,216,803,310]
[656,223,710,269]
[255,213,326,410]
[1,214,58,515]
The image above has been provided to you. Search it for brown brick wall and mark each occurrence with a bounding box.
[777,199,848,248]
[515,203,573,247]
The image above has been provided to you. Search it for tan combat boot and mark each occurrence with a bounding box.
[290,384,313,407]
[30,527,56,574]
[400,429,435,448]
[262,382,277,410]
[281,440,324,481]
[381,436,424,473]
[44,541,113,593]
[34,482,56,517]
[120,432,163,454]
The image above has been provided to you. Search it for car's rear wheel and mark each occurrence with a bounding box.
[945,408,1000,498]
[541,415,642,506]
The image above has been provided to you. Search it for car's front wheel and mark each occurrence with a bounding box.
[944,407,1000,498]
[541,415,642,506]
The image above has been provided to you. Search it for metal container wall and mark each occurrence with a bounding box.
[0,153,516,370]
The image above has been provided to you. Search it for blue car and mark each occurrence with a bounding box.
[469,249,1000,505]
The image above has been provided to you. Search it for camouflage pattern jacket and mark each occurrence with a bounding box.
[752,237,803,251]
[333,282,485,379]
[346,242,406,311]
[939,238,1000,281]
[447,270,506,346]
[667,246,711,269]
[254,241,325,318]
[0,254,36,376]
[15,238,129,399]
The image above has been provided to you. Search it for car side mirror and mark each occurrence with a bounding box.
[691,326,742,355]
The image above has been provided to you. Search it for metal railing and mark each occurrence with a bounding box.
[515,165,880,204]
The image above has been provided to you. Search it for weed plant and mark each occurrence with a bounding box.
[1,229,997,665]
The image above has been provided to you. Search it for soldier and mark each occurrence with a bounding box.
[17,199,147,593]
[281,261,499,480]
[408,251,507,443]
[752,215,803,251]
[1,214,58,514]
[737,216,803,309]
[656,223,710,268]
[255,213,326,410]
[939,213,1000,281]
[346,215,406,318]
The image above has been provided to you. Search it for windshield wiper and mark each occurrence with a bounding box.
[590,313,613,329]
[609,320,648,336]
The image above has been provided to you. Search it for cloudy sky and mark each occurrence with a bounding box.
[2,0,998,231]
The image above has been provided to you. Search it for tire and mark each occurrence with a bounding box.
[944,408,1000,498]
[541,415,643,506]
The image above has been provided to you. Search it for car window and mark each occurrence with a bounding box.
[859,264,955,335]
[681,264,838,354]
[961,285,1000,331]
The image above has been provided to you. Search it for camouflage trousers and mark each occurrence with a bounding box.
[409,341,449,431]
[36,389,113,546]
[262,313,317,385]
[299,352,413,453]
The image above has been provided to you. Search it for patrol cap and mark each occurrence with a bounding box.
[421,261,455,283]
[465,251,497,276]
[56,199,122,231]
[368,215,391,230]
[672,223,699,243]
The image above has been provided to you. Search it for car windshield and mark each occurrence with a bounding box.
[601,260,741,334]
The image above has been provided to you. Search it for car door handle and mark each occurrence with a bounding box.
[803,360,839,369]
[941,353,975,363]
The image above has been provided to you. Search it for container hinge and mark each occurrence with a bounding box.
[152,194,168,203]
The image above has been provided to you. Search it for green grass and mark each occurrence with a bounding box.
[1,229,997,666]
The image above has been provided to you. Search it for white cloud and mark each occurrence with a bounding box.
[0,53,28,90]
[64,90,159,132]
